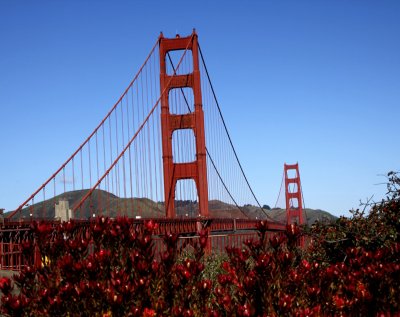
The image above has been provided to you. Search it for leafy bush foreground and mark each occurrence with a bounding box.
[1,172,399,316]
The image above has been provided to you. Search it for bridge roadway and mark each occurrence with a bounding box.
[0,217,286,236]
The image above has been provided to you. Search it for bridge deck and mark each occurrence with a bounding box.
[0,218,286,272]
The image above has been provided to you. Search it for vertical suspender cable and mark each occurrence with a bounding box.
[198,44,270,218]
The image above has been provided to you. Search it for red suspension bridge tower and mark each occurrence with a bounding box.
[284,163,304,225]
[159,31,209,218]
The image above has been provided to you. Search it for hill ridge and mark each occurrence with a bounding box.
[6,189,337,224]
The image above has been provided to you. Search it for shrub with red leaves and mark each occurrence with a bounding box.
[1,172,399,316]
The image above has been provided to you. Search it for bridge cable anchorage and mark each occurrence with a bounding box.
[73,33,195,215]
[165,52,248,219]
[198,44,274,221]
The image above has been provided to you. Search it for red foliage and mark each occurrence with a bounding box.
[1,173,399,316]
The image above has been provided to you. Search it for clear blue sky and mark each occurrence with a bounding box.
[1,1,399,217]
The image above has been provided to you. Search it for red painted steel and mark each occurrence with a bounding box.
[284,163,304,225]
[2,218,285,235]
[159,31,209,218]
[0,227,35,271]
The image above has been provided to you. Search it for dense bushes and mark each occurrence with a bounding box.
[1,172,399,316]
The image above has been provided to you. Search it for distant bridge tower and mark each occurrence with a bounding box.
[284,163,304,225]
[159,31,209,218]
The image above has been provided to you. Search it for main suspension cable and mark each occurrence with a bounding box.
[274,170,285,209]
[198,44,273,220]
[166,52,248,218]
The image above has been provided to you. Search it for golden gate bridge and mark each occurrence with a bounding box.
[1,31,304,270]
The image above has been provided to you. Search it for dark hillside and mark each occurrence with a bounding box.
[6,190,337,224]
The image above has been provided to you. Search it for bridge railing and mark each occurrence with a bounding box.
[0,227,37,271]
